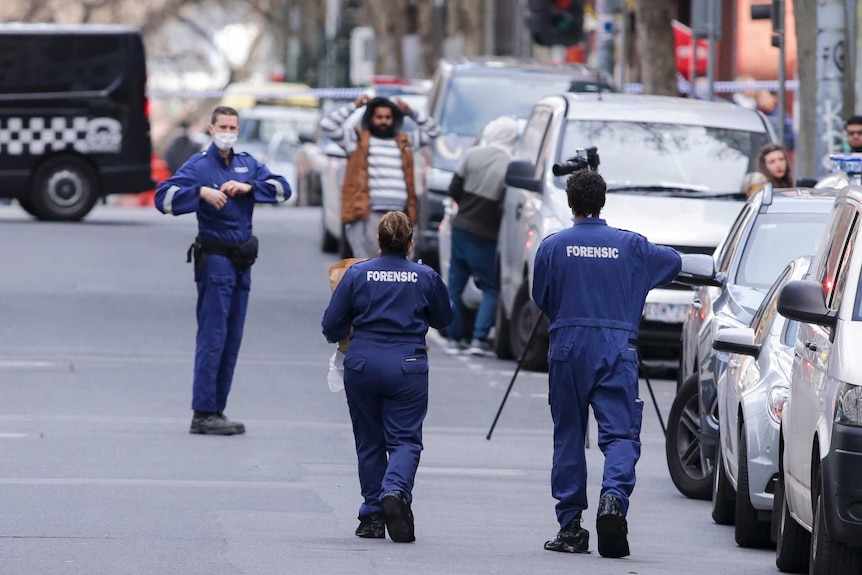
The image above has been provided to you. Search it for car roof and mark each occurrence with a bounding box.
[240,106,321,118]
[751,186,840,214]
[553,93,768,131]
[0,22,139,35]
[442,56,612,82]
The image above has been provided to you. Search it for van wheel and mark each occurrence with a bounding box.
[508,284,548,371]
[17,197,40,218]
[31,156,98,221]
[711,432,736,525]
[493,291,513,359]
[666,375,713,500]
[810,466,862,573]
[735,424,772,547]
[774,469,809,572]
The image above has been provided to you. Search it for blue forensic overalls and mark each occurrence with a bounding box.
[154,142,291,413]
[321,253,454,517]
[531,218,681,529]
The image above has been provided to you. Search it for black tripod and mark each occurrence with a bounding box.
[486,310,667,440]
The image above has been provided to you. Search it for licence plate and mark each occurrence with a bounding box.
[643,302,689,324]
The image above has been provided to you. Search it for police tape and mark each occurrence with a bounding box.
[148,80,799,100]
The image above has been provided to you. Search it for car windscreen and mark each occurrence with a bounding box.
[274,140,299,162]
[735,212,829,290]
[238,113,320,144]
[438,75,580,137]
[557,120,770,193]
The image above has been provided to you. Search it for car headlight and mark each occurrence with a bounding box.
[766,385,789,424]
[836,382,862,426]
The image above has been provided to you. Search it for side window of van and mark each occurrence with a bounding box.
[515,106,552,168]
[818,205,857,310]
[716,204,754,274]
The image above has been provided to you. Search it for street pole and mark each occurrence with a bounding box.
[706,0,716,100]
[595,0,616,78]
[777,0,786,147]
[815,0,846,178]
[689,29,698,97]
[616,4,627,89]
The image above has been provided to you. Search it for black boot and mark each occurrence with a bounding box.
[381,490,415,543]
[544,514,590,553]
[216,412,245,434]
[596,493,629,558]
[355,513,385,539]
[190,412,242,435]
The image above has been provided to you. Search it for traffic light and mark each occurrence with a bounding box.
[526,0,585,47]
[751,0,784,48]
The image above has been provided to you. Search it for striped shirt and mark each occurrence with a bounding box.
[320,102,440,211]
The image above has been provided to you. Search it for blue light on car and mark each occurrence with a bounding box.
[829,154,862,177]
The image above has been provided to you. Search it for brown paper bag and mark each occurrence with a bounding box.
[328,258,369,353]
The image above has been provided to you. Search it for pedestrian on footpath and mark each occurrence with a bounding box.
[532,170,681,558]
[844,115,862,153]
[444,116,519,357]
[321,211,453,543]
[319,94,439,258]
[155,106,291,436]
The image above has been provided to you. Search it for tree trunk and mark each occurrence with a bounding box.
[367,0,408,76]
[632,0,677,96]
[447,0,485,56]
[795,0,817,179]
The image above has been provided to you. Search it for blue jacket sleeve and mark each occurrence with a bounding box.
[321,268,356,343]
[647,244,683,289]
[426,271,455,330]
[154,156,202,215]
[532,242,551,315]
[251,161,292,204]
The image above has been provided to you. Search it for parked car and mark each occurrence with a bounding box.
[671,186,835,500]
[773,184,862,574]
[709,256,810,548]
[495,92,776,371]
[319,93,428,257]
[417,56,616,269]
[262,131,300,206]
[236,105,321,161]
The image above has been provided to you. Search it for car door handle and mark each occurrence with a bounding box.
[691,298,702,309]
[805,341,818,352]
[728,359,739,369]
[515,203,524,220]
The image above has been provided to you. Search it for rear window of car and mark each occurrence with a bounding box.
[558,119,770,193]
[438,74,602,137]
[735,212,830,289]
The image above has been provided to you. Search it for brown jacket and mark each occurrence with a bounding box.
[340,130,417,225]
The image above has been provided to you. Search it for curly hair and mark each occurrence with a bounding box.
[566,170,606,218]
[378,211,413,256]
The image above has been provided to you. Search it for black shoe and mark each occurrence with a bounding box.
[596,494,629,558]
[381,490,415,543]
[544,514,590,553]
[190,412,242,435]
[355,513,385,539]
[216,412,245,434]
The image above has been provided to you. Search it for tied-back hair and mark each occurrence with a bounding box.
[566,170,607,218]
[378,211,413,256]
[211,106,239,125]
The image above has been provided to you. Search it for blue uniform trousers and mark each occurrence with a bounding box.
[192,254,250,413]
[343,338,428,518]
[548,326,644,528]
[447,228,498,341]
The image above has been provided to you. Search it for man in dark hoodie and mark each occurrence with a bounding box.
[320,95,440,258]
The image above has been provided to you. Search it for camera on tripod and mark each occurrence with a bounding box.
[552,146,600,176]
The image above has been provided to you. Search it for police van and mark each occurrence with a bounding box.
[0,23,153,220]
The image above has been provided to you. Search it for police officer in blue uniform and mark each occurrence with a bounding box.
[155,106,291,436]
[532,170,681,558]
[322,211,454,543]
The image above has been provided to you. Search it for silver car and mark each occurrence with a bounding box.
[710,255,809,548]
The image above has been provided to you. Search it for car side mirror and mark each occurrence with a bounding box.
[674,253,723,287]
[505,160,542,193]
[298,131,316,145]
[323,142,347,159]
[712,327,761,357]
[778,279,837,328]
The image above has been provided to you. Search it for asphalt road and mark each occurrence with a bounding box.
[0,203,781,574]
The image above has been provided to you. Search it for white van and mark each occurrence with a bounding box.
[775,185,862,573]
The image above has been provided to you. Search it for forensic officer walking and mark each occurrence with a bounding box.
[155,106,291,436]
[532,170,681,558]
[321,211,453,542]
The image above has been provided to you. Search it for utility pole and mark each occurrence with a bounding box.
[815,0,846,178]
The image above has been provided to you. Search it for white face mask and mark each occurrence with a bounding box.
[212,131,237,151]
